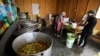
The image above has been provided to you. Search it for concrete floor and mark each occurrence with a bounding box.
[52,37,99,56]
[41,27,100,56]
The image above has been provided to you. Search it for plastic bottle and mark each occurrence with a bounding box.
[0,1,7,21]
[11,5,18,21]
[3,16,10,27]
[5,0,12,4]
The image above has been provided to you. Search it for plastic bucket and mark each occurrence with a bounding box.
[66,33,76,48]
[66,39,75,48]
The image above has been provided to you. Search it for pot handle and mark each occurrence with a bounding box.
[41,53,44,56]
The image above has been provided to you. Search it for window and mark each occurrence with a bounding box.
[96,6,100,19]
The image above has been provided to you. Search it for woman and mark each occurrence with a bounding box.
[55,12,66,37]
[78,10,97,48]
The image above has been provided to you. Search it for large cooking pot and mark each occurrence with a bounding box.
[12,32,53,56]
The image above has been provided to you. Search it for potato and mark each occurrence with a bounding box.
[18,42,47,54]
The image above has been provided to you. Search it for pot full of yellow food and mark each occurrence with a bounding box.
[12,32,53,56]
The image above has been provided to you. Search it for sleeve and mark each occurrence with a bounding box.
[82,14,88,20]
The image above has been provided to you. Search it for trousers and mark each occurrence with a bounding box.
[78,32,91,47]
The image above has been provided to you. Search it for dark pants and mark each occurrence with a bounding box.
[78,32,91,47]
[62,28,67,37]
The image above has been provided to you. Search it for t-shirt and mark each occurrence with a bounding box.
[83,16,97,34]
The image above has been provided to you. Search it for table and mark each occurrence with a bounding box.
[61,22,83,36]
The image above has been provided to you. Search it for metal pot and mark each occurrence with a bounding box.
[19,20,36,28]
[12,32,53,56]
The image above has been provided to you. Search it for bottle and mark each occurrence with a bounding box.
[4,2,15,22]
[0,21,4,35]
[3,16,10,27]
[11,4,18,22]
[4,0,12,4]
[36,14,40,22]
[0,1,7,21]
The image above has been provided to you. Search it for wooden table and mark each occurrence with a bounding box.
[61,22,83,35]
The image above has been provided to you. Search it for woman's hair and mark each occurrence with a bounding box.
[61,12,66,16]
[88,10,96,14]
[87,10,96,16]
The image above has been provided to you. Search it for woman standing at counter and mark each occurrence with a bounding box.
[78,10,97,48]
[55,12,67,37]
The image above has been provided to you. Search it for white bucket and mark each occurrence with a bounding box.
[71,23,77,29]
[66,39,75,48]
